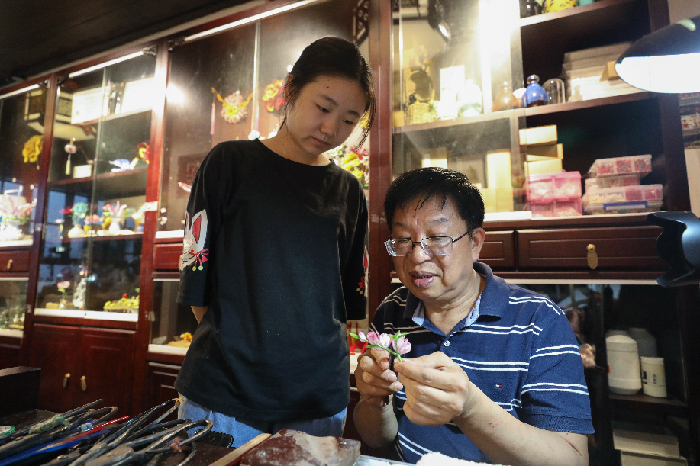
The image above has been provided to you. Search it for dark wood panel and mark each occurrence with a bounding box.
[480,230,516,270]
[0,249,31,272]
[155,243,182,271]
[518,226,665,270]
[145,362,180,414]
[80,327,136,416]
[30,324,81,413]
[0,337,21,370]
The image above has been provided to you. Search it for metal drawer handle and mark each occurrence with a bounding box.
[6,259,12,270]
[81,375,87,391]
[587,244,599,270]
[63,373,70,388]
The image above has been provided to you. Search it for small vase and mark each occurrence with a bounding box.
[59,298,67,310]
[522,75,548,108]
[109,219,122,234]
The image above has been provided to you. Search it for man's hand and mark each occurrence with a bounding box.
[354,347,403,407]
[394,352,477,426]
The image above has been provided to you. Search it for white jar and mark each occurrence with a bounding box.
[640,356,667,398]
[628,327,658,358]
[606,335,642,395]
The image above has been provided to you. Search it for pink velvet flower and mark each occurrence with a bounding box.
[349,329,411,363]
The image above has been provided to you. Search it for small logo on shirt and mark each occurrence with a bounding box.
[182,209,209,271]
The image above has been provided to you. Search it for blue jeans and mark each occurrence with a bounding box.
[178,395,347,448]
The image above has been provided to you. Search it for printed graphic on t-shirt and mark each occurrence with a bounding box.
[182,209,209,271]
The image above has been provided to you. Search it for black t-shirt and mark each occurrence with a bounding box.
[175,139,368,422]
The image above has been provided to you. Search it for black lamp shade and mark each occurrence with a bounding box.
[615,15,700,93]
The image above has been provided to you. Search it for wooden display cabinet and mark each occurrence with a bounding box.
[24,50,158,416]
[29,322,136,415]
[0,81,45,369]
[374,0,697,464]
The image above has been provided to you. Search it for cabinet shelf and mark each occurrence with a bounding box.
[393,93,654,135]
[519,0,641,28]
[59,232,143,244]
[609,393,688,417]
[520,0,649,82]
[48,168,148,198]
[75,109,151,127]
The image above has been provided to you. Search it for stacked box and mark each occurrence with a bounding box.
[589,155,652,177]
[582,185,663,214]
[527,171,582,218]
[584,154,661,215]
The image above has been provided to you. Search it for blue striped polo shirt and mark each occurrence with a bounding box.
[372,262,594,463]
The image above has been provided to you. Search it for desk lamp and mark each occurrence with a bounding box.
[614,15,700,286]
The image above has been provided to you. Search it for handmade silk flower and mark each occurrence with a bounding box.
[212,88,253,124]
[262,78,285,112]
[350,330,412,362]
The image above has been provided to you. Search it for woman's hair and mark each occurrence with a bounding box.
[384,167,485,238]
[282,36,376,147]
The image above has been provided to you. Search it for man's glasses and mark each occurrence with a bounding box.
[384,232,469,257]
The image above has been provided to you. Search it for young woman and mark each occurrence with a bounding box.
[176,36,376,447]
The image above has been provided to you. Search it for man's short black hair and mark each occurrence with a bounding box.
[384,167,485,237]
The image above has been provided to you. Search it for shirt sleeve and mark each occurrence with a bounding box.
[343,187,369,321]
[519,303,595,434]
[177,146,225,307]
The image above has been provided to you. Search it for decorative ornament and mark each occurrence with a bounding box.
[212,88,252,124]
[22,135,43,164]
[338,147,369,189]
[132,142,150,168]
[262,78,285,112]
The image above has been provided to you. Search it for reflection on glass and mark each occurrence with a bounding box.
[150,279,198,349]
[0,279,28,331]
[392,0,528,217]
[0,87,44,244]
[36,53,155,313]
[159,0,364,232]
[517,282,685,404]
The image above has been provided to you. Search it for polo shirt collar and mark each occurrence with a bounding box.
[402,261,510,321]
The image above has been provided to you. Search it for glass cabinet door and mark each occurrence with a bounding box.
[392,0,527,216]
[149,277,198,352]
[158,0,366,234]
[0,278,28,334]
[36,52,156,315]
[0,86,43,244]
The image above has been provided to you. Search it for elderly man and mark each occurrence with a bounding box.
[354,167,593,465]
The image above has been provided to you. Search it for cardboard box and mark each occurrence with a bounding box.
[613,429,680,458]
[620,451,687,466]
[526,143,563,161]
[524,158,563,177]
[519,125,558,146]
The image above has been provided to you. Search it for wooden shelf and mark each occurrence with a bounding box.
[57,232,143,244]
[609,392,688,418]
[48,168,148,198]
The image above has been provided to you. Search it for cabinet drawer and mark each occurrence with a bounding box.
[480,230,516,269]
[155,243,183,271]
[518,226,665,270]
[0,250,30,272]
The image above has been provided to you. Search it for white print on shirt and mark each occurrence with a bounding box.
[181,209,209,271]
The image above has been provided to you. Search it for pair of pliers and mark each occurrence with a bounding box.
[0,416,126,466]
[81,419,213,466]
[0,405,118,461]
[66,398,186,466]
